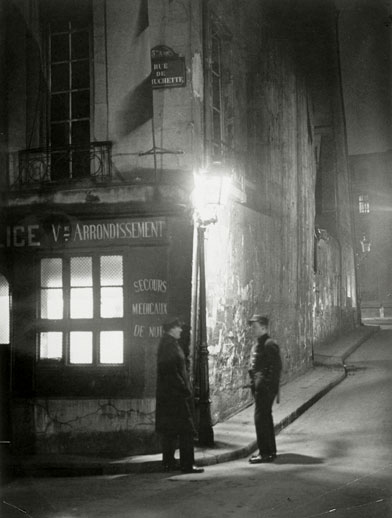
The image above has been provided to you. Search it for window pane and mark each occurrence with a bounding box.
[51,122,70,148]
[51,150,71,180]
[72,90,90,119]
[213,110,221,144]
[71,31,89,59]
[40,332,62,359]
[71,120,90,147]
[51,20,69,33]
[51,63,69,92]
[101,287,123,318]
[71,60,90,89]
[41,288,64,319]
[100,256,123,286]
[0,276,10,343]
[100,331,123,364]
[51,93,69,122]
[70,257,92,286]
[212,75,221,110]
[41,258,63,287]
[70,287,93,318]
[211,35,221,74]
[72,150,90,178]
[69,331,92,363]
[51,33,69,62]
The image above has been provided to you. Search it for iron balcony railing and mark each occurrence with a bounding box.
[8,141,112,189]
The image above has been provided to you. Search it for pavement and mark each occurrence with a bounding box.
[5,324,378,479]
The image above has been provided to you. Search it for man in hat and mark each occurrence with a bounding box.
[155,318,204,474]
[247,315,282,464]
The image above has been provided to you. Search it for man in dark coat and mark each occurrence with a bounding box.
[247,315,282,464]
[155,318,204,474]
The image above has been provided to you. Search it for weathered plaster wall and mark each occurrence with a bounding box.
[33,398,157,455]
[106,0,203,175]
[204,4,358,423]
[205,35,316,422]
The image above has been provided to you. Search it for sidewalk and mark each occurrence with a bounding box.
[8,325,378,478]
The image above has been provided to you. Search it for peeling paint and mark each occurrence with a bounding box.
[192,52,203,100]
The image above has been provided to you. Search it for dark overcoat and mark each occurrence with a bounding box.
[155,333,195,434]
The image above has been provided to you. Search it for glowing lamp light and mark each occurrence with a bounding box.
[360,234,371,254]
[191,169,232,225]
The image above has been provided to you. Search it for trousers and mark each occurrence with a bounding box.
[161,432,194,469]
[254,387,277,456]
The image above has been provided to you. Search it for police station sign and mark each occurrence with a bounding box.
[1,216,167,248]
[151,45,186,89]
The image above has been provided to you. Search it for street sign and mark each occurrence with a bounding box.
[151,45,186,89]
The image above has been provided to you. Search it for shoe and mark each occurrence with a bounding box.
[163,460,180,472]
[181,466,205,474]
[248,454,276,464]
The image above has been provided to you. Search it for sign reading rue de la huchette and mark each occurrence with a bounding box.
[151,45,186,89]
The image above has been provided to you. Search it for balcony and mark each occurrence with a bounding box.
[8,141,112,190]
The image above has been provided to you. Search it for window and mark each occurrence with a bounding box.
[211,23,223,159]
[48,1,91,180]
[208,18,233,163]
[359,194,370,214]
[0,275,10,344]
[38,255,124,365]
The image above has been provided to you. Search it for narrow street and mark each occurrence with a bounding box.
[2,330,392,518]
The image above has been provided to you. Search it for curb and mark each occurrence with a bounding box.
[313,326,378,367]
[6,326,377,478]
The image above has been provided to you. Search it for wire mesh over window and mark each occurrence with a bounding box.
[100,256,123,318]
[38,254,124,365]
[40,332,63,360]
[70,256,93,318]
[40,258,64,319]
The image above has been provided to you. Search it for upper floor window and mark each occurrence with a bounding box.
[359,194,370,214]
[48,0,91,180]
[38,254,124,365]
[211,24,223,159]
[207,17,233,163]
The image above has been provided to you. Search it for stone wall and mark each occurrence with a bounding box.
[204,4,358,423]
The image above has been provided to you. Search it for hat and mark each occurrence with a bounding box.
[248,314,269,326]
[163,318,183,333]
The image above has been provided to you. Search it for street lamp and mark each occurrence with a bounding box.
[190,168,231,447]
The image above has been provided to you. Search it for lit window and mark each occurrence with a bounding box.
[40,258,64,319]
[359,194,370,214]
[0,275,10,344]
[40,332,63,360]
[39,254,124,365]
[100,331,124,364]
[100,255,124,318]
[70,331,93,364]
[70,257,93,318]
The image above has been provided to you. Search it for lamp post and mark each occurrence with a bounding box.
[190,169,231,447]
[195,222,214,446]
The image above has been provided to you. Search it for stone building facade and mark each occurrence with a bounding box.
[0,0,358,455]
